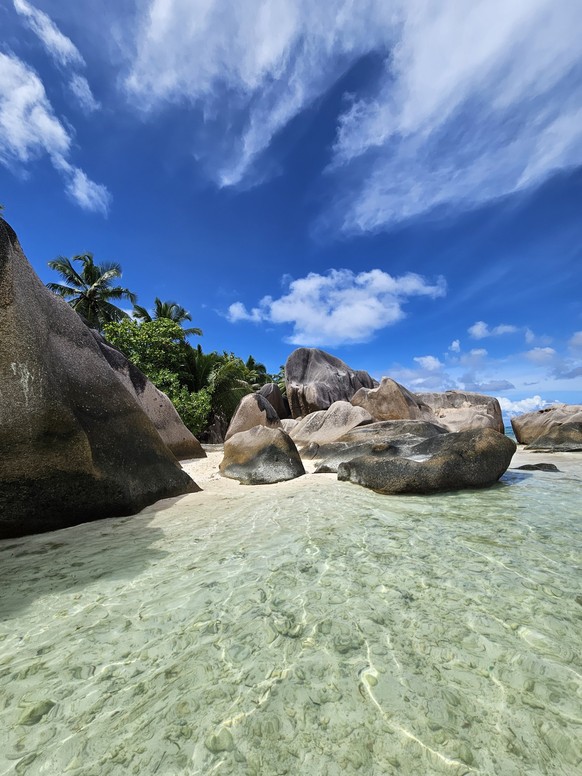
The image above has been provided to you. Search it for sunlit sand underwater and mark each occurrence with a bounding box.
[1,453,581,775]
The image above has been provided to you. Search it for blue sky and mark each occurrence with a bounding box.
[1,0,581,415]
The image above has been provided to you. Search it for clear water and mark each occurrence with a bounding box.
[1,464,581,775]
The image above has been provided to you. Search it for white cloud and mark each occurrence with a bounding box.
[227,268,445,346]
[498,395,552,416]
[0,53,70,164]
[468,320,518,339]
[69,74,100,112]
[0,53,110,213]
[448,339,460,353]
[414,355,443,371]
[525,346,557,364]
[569,331,582,351]
[13,0,84,67]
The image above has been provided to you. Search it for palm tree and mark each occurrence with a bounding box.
[47,253,137,331]
[133,298,202,336]
[244,355,269,387]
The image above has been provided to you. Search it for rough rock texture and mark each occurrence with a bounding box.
[337,428,516,494]
[307,420,449,473]
[511,405,582,450]
[0,219,199,539]
[91,331,206,460]
[415,391,504,433]
[225,393,282,441]
[351,378,434,421]
[258,382,290,419]
[281,418,299,434]
[219,426,305,484]
[285,348,376,419]
[289,401,374,447]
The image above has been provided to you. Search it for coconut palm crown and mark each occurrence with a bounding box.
[47,253,137,331]
[133,298,202,336]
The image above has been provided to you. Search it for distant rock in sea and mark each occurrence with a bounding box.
[512,405,582,451]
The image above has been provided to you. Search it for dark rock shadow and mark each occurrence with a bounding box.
[0,513,169,620]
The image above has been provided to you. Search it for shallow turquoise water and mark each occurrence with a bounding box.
[1,465,581,775]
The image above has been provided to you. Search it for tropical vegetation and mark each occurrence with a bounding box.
[47,254,275,437]
[47,253,136,331]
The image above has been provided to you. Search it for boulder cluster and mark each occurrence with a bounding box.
[220,347,517,494]
[0,220,201,539]
[511,405,582,451]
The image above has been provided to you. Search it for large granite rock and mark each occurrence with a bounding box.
[91,331,206,460]
[285,348,376,419]
[0,220,198,539]
[511,405,582,450]
[351,378,434,421]
[225,393,282,441]
[415,391,504,433]
[306,420,449,473]
[220,426,305,484]
[289,401,374,447]
[258,382,290,419]
[337,428,516,494]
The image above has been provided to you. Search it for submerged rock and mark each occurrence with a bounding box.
[285,348,376,418]
[514,463,560,472]
[220,426,305,484]
[337,428,516,494]
[225,393,281,441]
[512,405,582,451]
[0,219,199,539]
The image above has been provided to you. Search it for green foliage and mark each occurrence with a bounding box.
[104,318,189,378]
[47,253,136,331]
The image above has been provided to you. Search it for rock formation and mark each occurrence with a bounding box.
[0,219,198,539]
[285,348,376,418]
[92,331,206,460]
[351,378,434,422]
[258,382,289,419]
[225,393,282,441]
[307,420,449,473]
[337,428,516,494]
[220,426,305,484]
[289,401,374,447]
[415,390,504,433]
[511,405,582,451]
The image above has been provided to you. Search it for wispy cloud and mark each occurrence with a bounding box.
[468,320,518,339]
[121,1,582,229]
[69,74,100,112]
[227,268,445,346]
[13,0,100,114]
[0,53,109,214]
[498,395,552,416]
[13,0,84,67]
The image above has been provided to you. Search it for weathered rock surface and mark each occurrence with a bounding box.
[351,378,434,421]
[258,382,290,419]
[511,405,582,451]
[220,426,305,484]
[415,390,504,433]
[92,331,206,460]
[225,393,282,441]
[281,418,299,434]
[0,219,199,539]
[308,420,449,473]
[285,348,376,419]
[289,401,374,447]
[337,428,516,494]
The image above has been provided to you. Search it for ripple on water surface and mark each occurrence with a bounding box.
[0,467,581,775]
